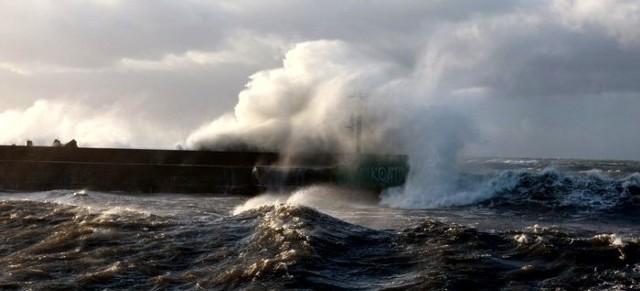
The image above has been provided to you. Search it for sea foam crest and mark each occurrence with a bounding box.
[478,167,640,211]
[380,166,640,210]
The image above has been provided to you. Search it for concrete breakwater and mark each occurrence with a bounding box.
[0,146,408,194]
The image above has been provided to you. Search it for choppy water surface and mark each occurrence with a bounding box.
[2,158,640,290]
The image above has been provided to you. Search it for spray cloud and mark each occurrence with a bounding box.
[187,40,475,208]
[187,40,402,153]
[0,99,133,147]
[0,99,181,149]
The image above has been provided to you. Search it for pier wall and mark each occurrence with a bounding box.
[0,146,407,194]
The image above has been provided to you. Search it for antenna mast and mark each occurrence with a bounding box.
[348,93,364,153]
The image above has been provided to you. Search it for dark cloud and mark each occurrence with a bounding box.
[1,0,639,159]
[0,0,232,67]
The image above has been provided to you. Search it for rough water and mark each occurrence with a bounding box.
[1,158,640,290]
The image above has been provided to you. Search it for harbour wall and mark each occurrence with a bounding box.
[0,146,408,194]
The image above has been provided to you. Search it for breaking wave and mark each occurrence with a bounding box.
[478,168,640,213]
[2,158,640,289]
[382,165,640,213]
[2,199,639,289]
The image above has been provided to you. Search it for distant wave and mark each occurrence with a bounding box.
[382,164,640,212]
[478,167,640,213]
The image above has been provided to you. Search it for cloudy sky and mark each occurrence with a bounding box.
[1,0,639,160]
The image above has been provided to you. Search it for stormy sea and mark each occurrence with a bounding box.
[2,158,640,290]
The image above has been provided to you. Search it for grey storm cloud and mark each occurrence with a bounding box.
[1,0,639,160]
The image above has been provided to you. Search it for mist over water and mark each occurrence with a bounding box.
[380,107,478,208]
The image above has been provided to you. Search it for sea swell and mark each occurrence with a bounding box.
[479,168,640,213]
[1,199,639,290]
[2,159,640,290]
[383,163,640,214]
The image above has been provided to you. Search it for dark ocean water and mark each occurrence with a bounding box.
[1,158,640,290]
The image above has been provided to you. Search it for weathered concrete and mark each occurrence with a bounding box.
[0,146,408,194]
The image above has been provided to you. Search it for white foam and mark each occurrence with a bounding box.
[232,185,377,215]
[232,193,289,215]
[513,234,530,244]
[593,234,625,247]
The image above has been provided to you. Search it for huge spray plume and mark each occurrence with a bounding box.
[187,40,403,153]
[186,40,474,208]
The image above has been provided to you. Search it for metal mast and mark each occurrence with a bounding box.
[348,93,364,153]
